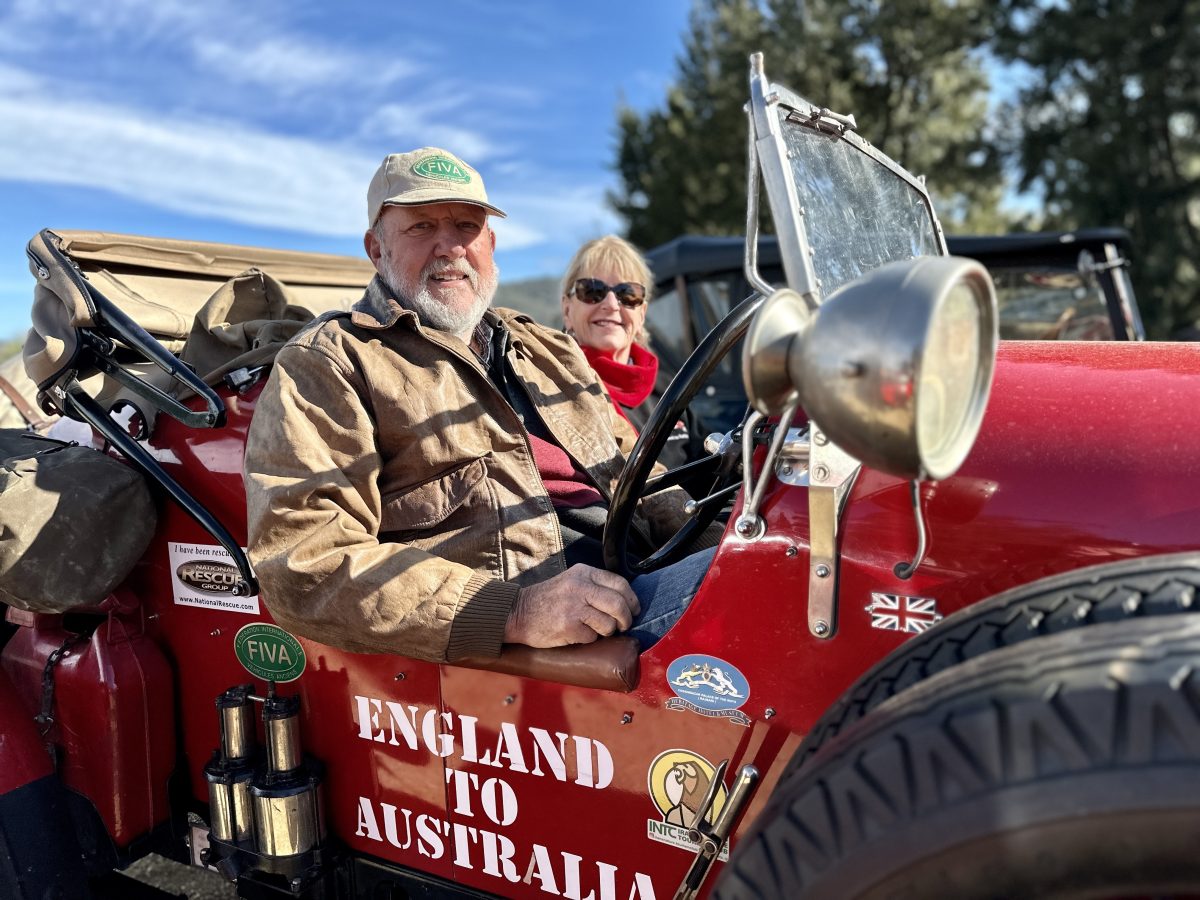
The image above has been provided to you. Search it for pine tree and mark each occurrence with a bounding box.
[993,0,1200,336]
[612,0,1004,247]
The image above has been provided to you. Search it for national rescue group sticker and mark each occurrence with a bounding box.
[168,541,259,614]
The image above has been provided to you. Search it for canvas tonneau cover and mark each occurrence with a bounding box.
[51,230,375,341]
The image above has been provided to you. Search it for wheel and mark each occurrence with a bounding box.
[603,292,764,578]
[794,552,1200,773]
[715,613,1200,899]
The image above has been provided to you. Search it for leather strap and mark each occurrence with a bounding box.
[0,374,53,430]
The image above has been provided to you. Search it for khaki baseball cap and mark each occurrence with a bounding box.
[366,147,507,227]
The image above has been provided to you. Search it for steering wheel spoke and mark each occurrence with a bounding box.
[644,453,725,496]
[632,515,710,575]
[603,291,768,578]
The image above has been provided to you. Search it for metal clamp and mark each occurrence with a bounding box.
[775,426,810,485]
[36,633,88,740]
[734,400,801,541]
[806,433,861,639]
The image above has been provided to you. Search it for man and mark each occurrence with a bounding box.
[244,147,716,663]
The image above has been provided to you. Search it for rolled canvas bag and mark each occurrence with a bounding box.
[0,430,156,612]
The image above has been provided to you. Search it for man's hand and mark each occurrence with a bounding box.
[504,565,641,648]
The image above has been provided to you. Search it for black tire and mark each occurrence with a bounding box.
[794,552,1200,773]
[715,614,1200,899]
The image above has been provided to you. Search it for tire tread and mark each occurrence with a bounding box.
[793,555,1200,773]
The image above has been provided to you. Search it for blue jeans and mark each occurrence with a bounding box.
[628,546,717,649]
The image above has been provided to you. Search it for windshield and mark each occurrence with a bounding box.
[776,108,942,298]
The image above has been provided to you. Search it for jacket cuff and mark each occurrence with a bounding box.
[447,575,520,661]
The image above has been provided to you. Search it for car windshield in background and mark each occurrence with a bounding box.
[645,230,1145,435]
[991,267,1114,340]
[777,108,942,297]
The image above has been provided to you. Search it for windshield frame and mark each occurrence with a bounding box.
[748,60,948,307]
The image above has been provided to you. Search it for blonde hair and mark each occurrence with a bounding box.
[560,235,654,344]
[560,235,654,304]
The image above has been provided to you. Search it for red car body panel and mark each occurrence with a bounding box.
[5,338,1199,894]
[0,666,52,796]
[2,601,175,846]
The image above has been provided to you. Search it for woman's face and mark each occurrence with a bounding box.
[561,264,647,363]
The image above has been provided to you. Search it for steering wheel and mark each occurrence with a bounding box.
[602,293,767,578]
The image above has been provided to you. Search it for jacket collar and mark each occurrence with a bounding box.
[350,275,417,330]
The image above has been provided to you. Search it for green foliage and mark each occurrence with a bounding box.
[0,336,22,362]
[992,0,1200,337]
[612,0,1006,247]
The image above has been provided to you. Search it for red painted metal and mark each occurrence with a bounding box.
[1,604,176,847]
[0,664,52,795]
[8,338,1200,896]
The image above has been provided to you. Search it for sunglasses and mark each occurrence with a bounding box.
[570,278,647,309]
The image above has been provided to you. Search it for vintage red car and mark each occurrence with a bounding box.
[3,54,1200,900]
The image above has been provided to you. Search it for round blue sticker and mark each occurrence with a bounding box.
[666,655,750,711]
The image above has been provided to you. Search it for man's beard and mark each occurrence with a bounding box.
[379,255,498,338]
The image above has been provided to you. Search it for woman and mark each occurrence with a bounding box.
[560,235,702,469]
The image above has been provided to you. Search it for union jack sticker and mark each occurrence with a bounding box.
[866,593,944,633]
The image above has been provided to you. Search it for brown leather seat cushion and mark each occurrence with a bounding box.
[455,635,640,692]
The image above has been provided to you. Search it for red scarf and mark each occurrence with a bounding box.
[582,344,658,421]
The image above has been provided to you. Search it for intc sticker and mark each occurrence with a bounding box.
[168,542,258,614]
[665,654,751,727]
[234,623,305,683]
[645,749,730,859]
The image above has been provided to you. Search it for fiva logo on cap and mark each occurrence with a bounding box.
[412,155,471,184]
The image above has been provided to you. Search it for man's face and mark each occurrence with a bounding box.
[365,202,498,336]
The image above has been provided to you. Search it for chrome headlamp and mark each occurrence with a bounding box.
[743,256,998,481]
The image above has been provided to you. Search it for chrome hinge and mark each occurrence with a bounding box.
[787,104,858,136]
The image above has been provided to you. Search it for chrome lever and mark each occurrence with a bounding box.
[682,481,742,516]
[673,763,761,900]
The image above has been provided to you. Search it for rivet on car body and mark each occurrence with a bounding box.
[815,564,831,578]
[813,621,830,636]
[504,694,516,705]
[786,545,798,557]
[210,629,221,637]
[813,431,828,446]
[764,708,776,719]
[620,713,633,725]
[813,464,830,481]
[394,672,406,681]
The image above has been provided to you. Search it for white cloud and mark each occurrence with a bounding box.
[0,94,376,237]
[0,0,220,51]
[192,37,415,95]
[361,103,497,162]
[0,70,619,252]
[491,183,623,253]
[0,60,43,92]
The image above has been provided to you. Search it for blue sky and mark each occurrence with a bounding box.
[0,0,693,338]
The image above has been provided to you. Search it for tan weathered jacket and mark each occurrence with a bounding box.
[244,277,683,663]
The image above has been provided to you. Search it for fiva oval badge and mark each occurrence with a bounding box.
[234,623,305,683]
[665,655,751,726]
